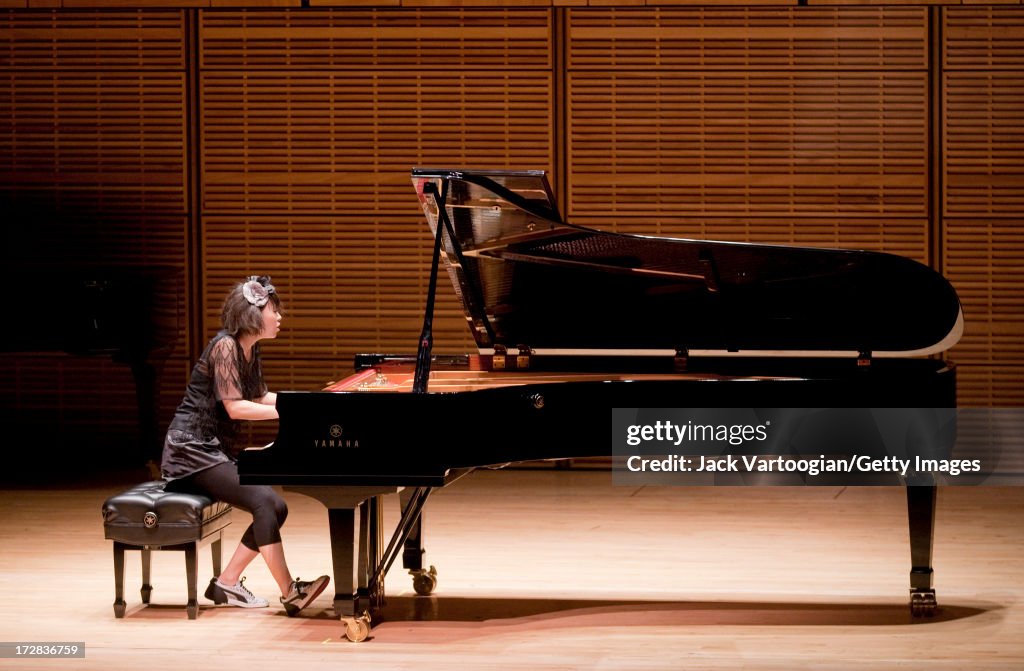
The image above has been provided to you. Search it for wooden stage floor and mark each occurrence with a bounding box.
[1,468,1022,670]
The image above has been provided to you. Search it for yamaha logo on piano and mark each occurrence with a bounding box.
[313,424,360,449]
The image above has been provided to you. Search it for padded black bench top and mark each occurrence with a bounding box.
[103,480,232,547]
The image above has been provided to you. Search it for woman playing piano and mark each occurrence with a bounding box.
[159,275,330,616]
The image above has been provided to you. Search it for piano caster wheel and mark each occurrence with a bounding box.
[910,590,937,617]
[342,612,371,643]
[412,565,438,596]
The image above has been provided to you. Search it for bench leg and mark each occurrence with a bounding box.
[113,542,127,618]
[211,534,223,577]
[141,548,152,604]
[185,542,199,619]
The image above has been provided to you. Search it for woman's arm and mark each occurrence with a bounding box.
[222,398,279,421]
[258,391,277,406]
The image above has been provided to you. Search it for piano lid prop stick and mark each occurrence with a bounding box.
[413,179,450,394]
[430,179,498,347]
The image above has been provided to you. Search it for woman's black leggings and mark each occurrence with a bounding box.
[167,461,288,551]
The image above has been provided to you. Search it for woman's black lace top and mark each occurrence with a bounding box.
[161,331,268,479]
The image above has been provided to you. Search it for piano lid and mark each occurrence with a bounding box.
[411,168,963,359]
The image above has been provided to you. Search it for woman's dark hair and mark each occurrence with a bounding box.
[221,276,281,337]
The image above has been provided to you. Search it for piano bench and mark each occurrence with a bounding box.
[101,480,233,620]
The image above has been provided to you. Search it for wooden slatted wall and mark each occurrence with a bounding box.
[0,10,191,462]
[198,8,555,400]
[3,4,1022,463]
[943,5,1024,407]
[566,7,931,263]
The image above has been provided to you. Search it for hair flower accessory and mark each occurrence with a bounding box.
[242,275,276,307]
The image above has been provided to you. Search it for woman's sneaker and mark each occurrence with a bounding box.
[205,576,269,608]
[281,575,330,616]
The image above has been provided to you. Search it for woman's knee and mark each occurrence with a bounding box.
[252,489,286,526]
[250,490,286,546]
[274,496,289,526]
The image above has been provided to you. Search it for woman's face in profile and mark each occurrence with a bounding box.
[260,303,281,339]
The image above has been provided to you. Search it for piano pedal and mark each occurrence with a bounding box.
[411,565,438,596]
[341,611,372,643]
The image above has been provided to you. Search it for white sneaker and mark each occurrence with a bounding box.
[280,575,330,616]
[205,576,269,608]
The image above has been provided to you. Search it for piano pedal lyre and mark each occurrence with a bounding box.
[341,610,372,643]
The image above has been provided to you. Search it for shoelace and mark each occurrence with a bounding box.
[236,577,257,601]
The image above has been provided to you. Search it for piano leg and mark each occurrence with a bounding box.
[285,485,397,631]
[323,502,383,619]
[321,505,374,642]
[394,488,436,596]
[326,507,360,617]
[283,485,436,641]
[401,487,425,572]
[397,473,475,596]
[907,484,938,616]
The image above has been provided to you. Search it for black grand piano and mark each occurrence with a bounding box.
[239,168,963,641]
